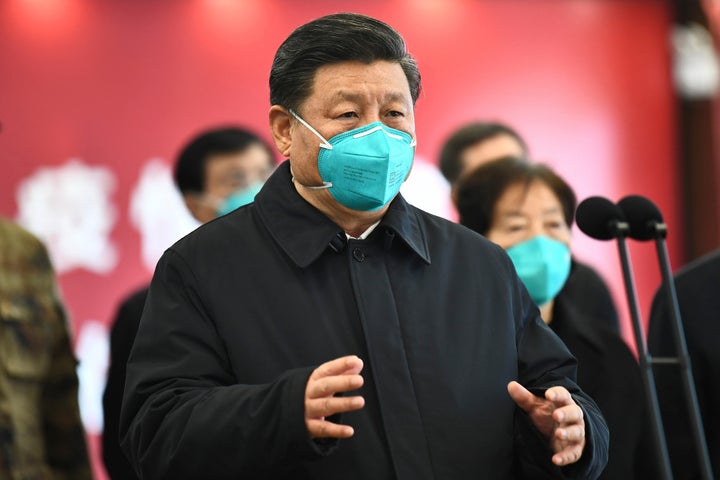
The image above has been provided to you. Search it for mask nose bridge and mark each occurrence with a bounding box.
[352,124,385,139]
[353,123,416,148]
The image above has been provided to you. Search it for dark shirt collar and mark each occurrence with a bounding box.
[254,161,430,268]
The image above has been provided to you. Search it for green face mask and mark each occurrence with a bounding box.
[216,181,264,217]
[290,110,416,212]
[505,235,571,306]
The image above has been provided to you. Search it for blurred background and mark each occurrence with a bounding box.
[2,0,719,478]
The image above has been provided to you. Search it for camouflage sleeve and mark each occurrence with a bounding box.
[41,302,93,480]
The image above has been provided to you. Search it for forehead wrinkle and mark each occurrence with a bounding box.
[383,91,411,103]
[500,206,562,219]
[330,90,366,103]
[499,210,527,220]
[541,206,563,215]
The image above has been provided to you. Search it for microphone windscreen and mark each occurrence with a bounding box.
[617,195,664,241]
[576,196,625,240]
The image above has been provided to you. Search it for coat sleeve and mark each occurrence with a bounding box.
[513,298,609,480]
[42,302,93,480]
[119,249,330,479]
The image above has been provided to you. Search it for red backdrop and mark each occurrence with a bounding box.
[0,1,678,478]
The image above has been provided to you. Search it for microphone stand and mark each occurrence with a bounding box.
[650,224,714,480]
[612,221,674,480]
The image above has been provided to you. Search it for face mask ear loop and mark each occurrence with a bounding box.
[286,112,333,189]
[288,109,332,150]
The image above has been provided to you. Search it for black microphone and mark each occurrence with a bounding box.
[576,196,628,240]
[617,195,714,480]
[576,195,673,480]
[617,195,667,240]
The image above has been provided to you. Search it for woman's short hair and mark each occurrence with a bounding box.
[455,156,576,236]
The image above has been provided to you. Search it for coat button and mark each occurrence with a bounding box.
[352,248,365,262]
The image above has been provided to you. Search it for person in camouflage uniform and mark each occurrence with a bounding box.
[0,217,91,480]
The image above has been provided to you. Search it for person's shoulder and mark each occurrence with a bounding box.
[554,299,623,350]
[675,248,720,286]
[116,285,150,318]
[594,324,635,361]
[111,285,150,334]
[120,285,150,308]
[668,248,720,325]
[169,204,257,254]
[561,259,618,331]
[568,260,608,288]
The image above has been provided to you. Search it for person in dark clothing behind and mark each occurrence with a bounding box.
[456,156,658,480]
[438,121,620,334]
[101,126,276,479]
[119,13,608,479]
[648,248,720,480]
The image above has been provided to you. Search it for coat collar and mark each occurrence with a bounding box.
[254,161,430,268]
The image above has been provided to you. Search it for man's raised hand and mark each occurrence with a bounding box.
[305,355,365,439]
[507,381,586,466]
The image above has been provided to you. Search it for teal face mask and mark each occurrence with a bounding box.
[505,235,571,306]
[290,110,416,212]
[216,181,264,216]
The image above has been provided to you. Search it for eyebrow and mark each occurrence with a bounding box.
[331,90,409,104]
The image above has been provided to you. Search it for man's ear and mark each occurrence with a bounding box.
[269,105,292,158]
[450,185,459,208]
[183,192,202,218]
[183,192,213,224]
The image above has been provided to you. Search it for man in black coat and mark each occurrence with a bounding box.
[648,248,720,480]
[120,13,609,479]
[101,127,275,479]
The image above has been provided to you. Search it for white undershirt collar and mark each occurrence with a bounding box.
[346,220,381,240]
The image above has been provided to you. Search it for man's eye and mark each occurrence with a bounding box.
[338,112,357,118]
[387,111,404,117]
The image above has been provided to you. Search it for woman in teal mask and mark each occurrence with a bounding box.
[456,156,658,480]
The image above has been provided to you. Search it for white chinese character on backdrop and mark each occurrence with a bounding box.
[129,159,200,272]
[16,159,118,274]
[75,320,109,435]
